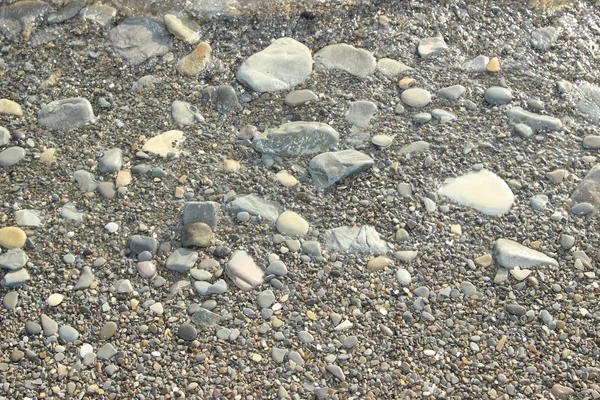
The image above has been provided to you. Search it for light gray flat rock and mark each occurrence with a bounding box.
[74,266,94,290]
[438,85,466,101]
[60,203,86,222]
[309,150,374,189]
[485,86,512,105]
[172,100,204,125]
[109,17,172,65]
[325,225,390,254]
[314,43,376,77]
[531,26,559,51]
[418,36,447,58]
[1,268,30,287]
[507,107,563,132]
[345,100,377,128]
[401,88,431,108]
[0,248,28,270]
[226,194,281,222]
[462,55,489,72]
[38,98,95,131]
[166,248,199,273]
[15,209,42,227]
[376,58,412,76]
[494,238,558,269]
[253,121,339,157]
[0,147,25,167]
[570,163,600,212]
[285,89,318,106]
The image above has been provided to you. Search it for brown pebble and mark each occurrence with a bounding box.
[487,57,500,72]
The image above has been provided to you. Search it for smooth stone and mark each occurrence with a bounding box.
[178,323,198,340]
[505,304,527,316]
[116,279,133,294]
[401,88,431,108]
[15,209,42,227]
[164,13,200,44]
[0,147,25,167]
[193,281,211,295]
[514,123,534,139]
[216,328,231,340]
[181,223,212,248]
[275,170,298,187]
[560,234,575,250]
[47,293,64,306]
[0,127,10,146]
[149,302,164,315]
[99,322,117,340]
[571,164,600,210]
[79,343,94,358]
[438,85,466,101]
[142,130,185,158]
[583,136,600,149]
[530,194,549,211]
[400,141,430,156]
[183,201,220,231]
[128,235,158,255]
[191,309,221,329]
[298,331,314,343]
[201,85,239,114]
[132,74,160,92]
[104,222,118,234]
[372,135,393,148]
[394,250,418,263]
[326,364,346,381]
[73,170,98,192]
[367,256,392,272]
[314,43,376,77]
[438,170,515,216]
[137,261,157,278]
[226,250,264,291]
[226,194,281,222]
[531,26,559,51]
[0,99,23,116]
[237,37,313,92]
[413,113,432,124]
[551,384,575,398]
[276,211,309,236]
[396,269,412,286]
[0,248,28,270]
[59,325,79,342]
[172,100,204,125]
[207,279,227,295]
[574,81,600,124]
[97,343,117,360]
[0,227,26,249]
[257,290,275,308]
[253,121,339,157]
[2,268,30,287]
[285,89,318,106]
[376,58,412,76]
[60,204,85,222]
[507,107,563,132]
[309,150,374,189]
[301,241,322,257]
[264,260,288,276]
[38,98,94,131]
[343,336,358,348]
[3,291,18,310]
[80,3,116,26]
[25,321,42,335]
[98,149,122,173]
[324,225,390,254]
[73,266,94,290]
[431,109,457,123]
[494,239,559,269]
[41,314,58,336]
[345,100,377,128]
[510,269,532,281]
[485,86,513,105]
[109,18,172,65]
[572,202,593,215]
[463,55,489,72]
[460,281,478,296]
[271,347,288,363]
[97,182,116,199]
[418,36,448,58]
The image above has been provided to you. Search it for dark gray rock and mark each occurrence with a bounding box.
[183,201,220,230]
[253,122,339,157]
[178,323,197,340]
[309,150,374,189]
[166,248,199,273]
[38,98,95,131]
[128,235,158,255]
[0,0,50,41]
[109,18,172,65]
[201,85,239,114]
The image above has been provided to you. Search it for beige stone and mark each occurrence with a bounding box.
[177,42,212,76]
[276,211,309,236]
[474,253,493,267]
[275,170,298,187]
[164,14,200,44]
[0,227,27,249]
[142,130,185,157]
[116,169,131,187]
[366,256,392,272]
[224,159,241,173]
[0,99,23,116]
[39,148,56,163]
[487,57,500,72]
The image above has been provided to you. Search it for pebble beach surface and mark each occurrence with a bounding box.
[1,0,600,398]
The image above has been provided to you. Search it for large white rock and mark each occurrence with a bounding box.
[236,38,313,92]
[314,43,376,77]
[494,239,558,269]
[226,250,264,291]
[142,130,185,157]
[438,170,514,216]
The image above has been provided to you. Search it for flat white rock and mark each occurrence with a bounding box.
[142,130,185,157]
[438,170,514,216]
[495,239,559,269]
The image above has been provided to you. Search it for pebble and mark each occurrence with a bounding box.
[275,170,298,187]
[178,323,198,340]
[531,26,559,51]
[345,100,377,128]
[3,291,18,310]
[0,248,28,270]
[583,135,600,149]
[372,135,393,148]
[507,107,563,132]
[487,57,500,72]
[418,36,448,58]
[309,150,374,188]
[437,85,466,101]
[560,234,575,250]
[394,250,418,263]
[253,121,339,158]
[166,248,199,273]
[396,269,412,286]
[98,148,122,173]
[109,17,172,65]
[137,261,157,278]
[285,89,318,106]
[271,347,288,363]
[97,343,118,360]
[506,304,527,316]
[181,223,212,248]
[326,364,346,381]
[47,293,64,306]
[0,146,25,167]
[401,88,431,108]
[164,13,200,44]
[0,99,23,116]
[463,55,489,72]
[226,194,281,222]
[0,227,27,249]
[377,58,412,76]
[298,331,314,343]
[484,86,513,105]
[142,130,185,158]
[58,325,79,342]
[172,100,204,125]
[74,267,95,290]
[314,43,376,77]
[226,250,264,291]
[177,42,212,76]
[366,256,392,272]
[494,239,558,269]
[1,268,30,287]
[99,321,117,340]
[275,211,309,236]
[551,384,575,398]
[257,290,275,308]
[38,98,95,130]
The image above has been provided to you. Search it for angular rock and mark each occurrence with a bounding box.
[15,209,42,227]
[0,248,28,270]
[48,0,85,24]
[38,98,95,131]
[376,58,412,77]
[98,149,122,173]
[276,211,309,236]
[314,43,376,77]
[191,309,221,329]
[166,248,199,273]
[41,314,58,336]
[97,182,116,199]
[109,18,172,65]
[80,3,116,27]
[1,268,30,287]
[324,225,390,254]
[201,85,239,114]
[226,194,281,222]
[494,238,558,269]
[345,100,377,128]
[507,107,563,132]
[181,223,212,248]
[257,289,275,308]
[285,89,318,106]
[0,1,50,41]
[531,27,559,51]
[253,121,339,157]
[309,150,374,189]
[172,100,204,125]
[571,164,600,212]
[438,85,466,101]
[177,42,212,76]
[418,36,448,58]
[438,170,515,216]
[164,13,200,44]
[73,170,98,192]
[73,266,94,290]
[142,130,185,158]
[226,250,264,291]
[128,235,158,255]
[0,147,25,167]
[183,201,220,230]
[60,203,86,222]
[462,55,489,72]
[400,141,430,155]
[237,37,313,92]
[97,343,117,360]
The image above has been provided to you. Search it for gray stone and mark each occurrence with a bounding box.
[326,364,346,381]
[178,323,197,340]
[560,234,575,250]
[530,194,549,211]
[460,281,478,296]
[0,1,50,41]
[25,321,42,335]
[226,194,281,222]
[253,121,339,157]
[571,164,600,212]
[191,268,213,281]
[81,3,116,26]
[431,109,457,123]
[41,314,58,336]
[551,384,575,398]
[60,203,86,222]
[376,58,412,76]
[423,197,436,212]
[3,291,18,310]
[394,251,418,263]
[572,202,593,216]
[128,235,158,255]
[314,43,376,77]
[237,37,312,92]
[574,81,600,124]
[48,0,85,24]
[505,303,527,316]
[172,100,204,125]
[514,123,534,139]
[399,140,430,155]
[285,89,318,107]
[116,279,133,293]
[0,147,25,167]
[99,322,117,340]
[58,325,79,343]
[531,26,559,51]
[264,260,288,276]
[418,36,448,58]
[0,248,28,270]
[298,331,314,343]
[438,85,466,101]
[271,347,288,363]
[507,107,563,132]
[201,85,239,114]
[181,222,212,248]
[324,225,390,254]
[15,209,42,227]
[38,98,95,131]
[343,336,358,348]
[226,250,264,291]
[494,239,558,269]
[164,13,200,43]
[396,269,411,286]
[73,170,98,192]
[0,127,10,147]
[397,183,413,197]
[413,286,429,298]
[183,201,220,230]
[309,150,374,189]
[301,241,322,257]
[345,100,377,128]
[207,279,227,295]
[583,136,600,149]
[191,309,221,329]
[1,268,30,287]
[401,88,431,108]
[462,55,489,72]
[97,343,118,360]
[258,290,275,308]
[216,328,231,340]
[485,86,512,105]
[109,18,172,65]
[98,148,122,173]
[73,266,94,290]
[193,281,211,295]
[97,182,116,199]
[166,248,199,273]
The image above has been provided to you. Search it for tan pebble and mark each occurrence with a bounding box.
[178,175,188,184]
[115,169,131,187]
[0,227,27,249]
[474,253,493,267]
[223,159,241,173]
[487,57,500,72]
[272,317,284,328]
[39,148,56,163]
[0,99,23,116]
[252,353,262,362]
[177,42,212,76]
[89,281,98,289]
[398,78,416,89]
[174,187,185,198]
[450,224,462,235]
[275,170,298,187]
[307,311,316,320]
[378,15,390,25]
[366,256,392,272]
[164,14,200,44]
[510,269,532,281]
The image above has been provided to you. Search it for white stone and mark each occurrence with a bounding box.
[47,293,64,307]
[276,211,309,236]
[226,250,264,291]
[142,130,185,157]
[494,239,558,269]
